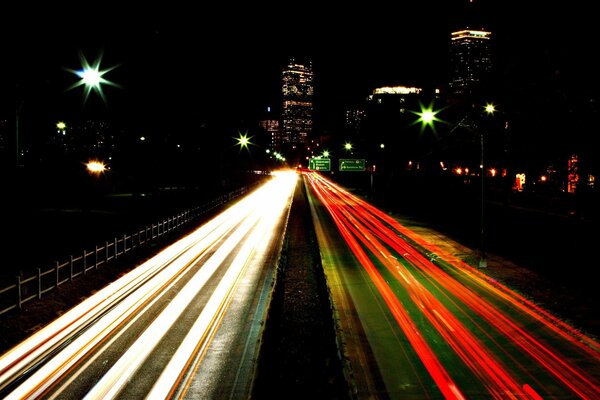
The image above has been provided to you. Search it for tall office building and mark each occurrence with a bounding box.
[449,29,492,98]
[282,60,314,144]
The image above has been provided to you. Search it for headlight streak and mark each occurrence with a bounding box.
[1,171,298,399]
[0,192,251,387]
[81,208,262,399]
[4,200,253,400]
[148,173,296,399]
[305,171,600,399]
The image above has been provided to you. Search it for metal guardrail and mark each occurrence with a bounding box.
[0,184,257,317]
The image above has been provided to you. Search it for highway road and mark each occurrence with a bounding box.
[304,171,600,399]
[0,170,297,400]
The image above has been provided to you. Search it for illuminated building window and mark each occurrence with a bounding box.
[514,173,526,192]
[567,154,579,193]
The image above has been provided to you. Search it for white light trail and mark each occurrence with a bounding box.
[147,171,296,399]
[0,170,297,399]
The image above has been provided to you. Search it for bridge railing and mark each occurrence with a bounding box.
[0,183,259,317]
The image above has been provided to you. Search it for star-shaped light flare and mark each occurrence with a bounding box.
[235,132,254,151]
[411,101,444,133]
[66,51,120,104]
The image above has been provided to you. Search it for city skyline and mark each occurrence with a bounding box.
[2,2,599,159]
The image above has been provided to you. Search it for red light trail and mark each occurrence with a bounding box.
[305,171,600,399]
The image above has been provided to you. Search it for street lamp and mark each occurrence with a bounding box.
[86,160,106,175]
[420,101,497,269]
[477,102,497,269]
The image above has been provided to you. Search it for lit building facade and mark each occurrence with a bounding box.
[344,109,366,134]
[282,61,313,144]
[449,29,492,98]
[259,119,282,151]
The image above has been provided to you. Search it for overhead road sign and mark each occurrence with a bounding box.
[339,159,366,171]
[309,158,331,171]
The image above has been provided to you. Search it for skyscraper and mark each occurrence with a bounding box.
[282,60,314,144]
[449,29,492,98]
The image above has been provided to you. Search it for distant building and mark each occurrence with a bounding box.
[259,119,282,151]
[367,86,424,113]
[282,60,314,145]
[567,154,579,193]
[449,29,493,98]
[344,109,366,133]
[258,106,283,151]
[49,120,115,156]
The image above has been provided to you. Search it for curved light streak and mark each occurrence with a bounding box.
[0,170,297,399]
[305,171,600,398]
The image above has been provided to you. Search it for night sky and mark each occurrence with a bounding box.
[2,1,598,139]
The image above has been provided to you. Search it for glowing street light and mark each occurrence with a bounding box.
[66,51,120,104]
[412,101,443,133]
[86,160,106,175]
[344,142,353,151]
[322,150,330,158]
[235,132,253,151]
[484,103,496,115]
[56,121,67,137]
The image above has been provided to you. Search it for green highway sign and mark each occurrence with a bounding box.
[339,158,366,171]
[309,158,331,171]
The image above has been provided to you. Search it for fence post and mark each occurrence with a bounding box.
[83,249,87,275]
[124,234,127,253]
[56,261,60,288]
[17,275,22,310]
[106,241,109,264]
[95,245,99,269]
[115,237,118,259]
[38,268,42,299]
[70,255,74,281]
